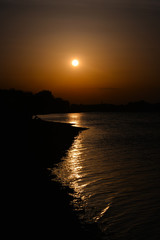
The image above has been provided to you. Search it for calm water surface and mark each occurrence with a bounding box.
[41,112,160,240]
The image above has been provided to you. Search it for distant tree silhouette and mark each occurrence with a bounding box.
[0,89,159,121]
[70,101,160,112]
[0,89,33,121]
[33,90,69,114]
[0,89,70,119]
[34,90,55,114]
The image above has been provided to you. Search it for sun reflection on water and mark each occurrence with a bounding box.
[64,136,84,187]
[67,113,82,127]
[52,113,86,198]
[58,113,88,194]
[52,112,113,224]
[53,130,112,223]
[52,133,88,206]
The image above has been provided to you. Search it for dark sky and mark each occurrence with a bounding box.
[0,0,160,104]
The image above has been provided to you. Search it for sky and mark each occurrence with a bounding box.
[0,0,160,104]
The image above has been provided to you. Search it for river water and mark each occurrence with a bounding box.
[40,112,160,240]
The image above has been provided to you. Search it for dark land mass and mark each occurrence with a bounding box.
[1,88,159,239]
[1,89,103,239]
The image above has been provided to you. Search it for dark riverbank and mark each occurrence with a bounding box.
[1,115,102,239]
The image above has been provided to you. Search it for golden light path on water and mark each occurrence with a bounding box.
[53,132,89,200]
[67,113,81,127]
[52,113,112,223]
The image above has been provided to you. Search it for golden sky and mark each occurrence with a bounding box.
[0,0,160,104]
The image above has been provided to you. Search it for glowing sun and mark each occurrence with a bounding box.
[72,59,79,67]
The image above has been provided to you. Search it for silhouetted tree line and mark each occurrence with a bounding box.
[33,90,69,114]
[0,89,160,123]
[70,101,160,113]
[0,89,69,121]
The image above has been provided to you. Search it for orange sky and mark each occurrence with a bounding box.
[0,0,160,104]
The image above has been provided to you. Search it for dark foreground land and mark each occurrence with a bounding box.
[1,114,102,239]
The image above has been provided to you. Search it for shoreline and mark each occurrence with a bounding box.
[29,118,102,239]
[2,115,102,239]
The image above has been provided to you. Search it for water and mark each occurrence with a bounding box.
[40,112,160,239]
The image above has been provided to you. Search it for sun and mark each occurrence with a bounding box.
[72,59,79,67]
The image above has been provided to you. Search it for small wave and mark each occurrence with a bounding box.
[93,203,111,222]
